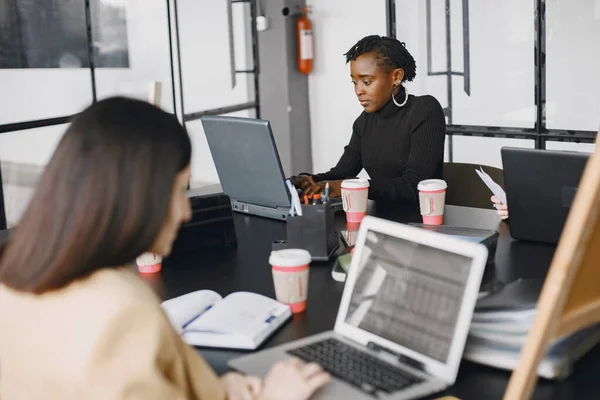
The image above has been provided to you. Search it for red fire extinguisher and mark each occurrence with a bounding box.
[296,6,313,75]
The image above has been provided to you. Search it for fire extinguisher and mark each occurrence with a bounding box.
[296,6,313,75]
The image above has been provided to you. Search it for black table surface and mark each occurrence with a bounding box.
[141,204,599,400]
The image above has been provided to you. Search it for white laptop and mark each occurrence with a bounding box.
[229,216,488,399]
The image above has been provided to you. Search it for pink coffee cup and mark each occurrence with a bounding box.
[417,179,448,225]
[136,253,162,274]
[341,178,370,224]
[269,249,311,313]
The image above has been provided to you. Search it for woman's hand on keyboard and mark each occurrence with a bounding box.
[289,175,312,191]
[221,372,262,400]
[302,178,343,199]
[258,358,330,400]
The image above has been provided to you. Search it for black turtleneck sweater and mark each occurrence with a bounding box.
[312,86,446,208]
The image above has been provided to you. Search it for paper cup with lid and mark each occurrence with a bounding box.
[417,179,448,225]
[136,252,162,274]
[269,249,311,313]
[341,178,370,224]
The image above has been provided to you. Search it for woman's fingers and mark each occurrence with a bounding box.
[306,371,331,393]
[300,362,324,379]
[303,183,324,198]
[285,357,305,368]
[491,196,508,214]
[221,373,255,400]
[246,376,262,396]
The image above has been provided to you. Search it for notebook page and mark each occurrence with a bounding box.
[161,290,222,333]
[187,292,289,338]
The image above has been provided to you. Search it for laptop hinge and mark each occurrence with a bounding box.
[367,341,425,372]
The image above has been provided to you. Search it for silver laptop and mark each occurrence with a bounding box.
[229,216,488,399]
[200,116,342,221]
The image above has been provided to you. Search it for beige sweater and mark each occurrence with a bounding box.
[0,268,226,400]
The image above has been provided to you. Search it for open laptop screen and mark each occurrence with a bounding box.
[344,229,473,363]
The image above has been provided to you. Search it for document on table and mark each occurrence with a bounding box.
[475,167,507,204]
[162,291,292,350]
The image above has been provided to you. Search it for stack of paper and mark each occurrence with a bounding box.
[466,321,600,380]
[464,279,600,379]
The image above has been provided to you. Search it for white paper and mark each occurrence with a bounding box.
[475,167,507,205]
[186,292,289,337]
[161,290,222,333]
[286,179,303,216]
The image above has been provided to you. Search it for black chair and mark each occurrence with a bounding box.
[443,162,505,209]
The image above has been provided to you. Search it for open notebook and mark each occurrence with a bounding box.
[161,290,292,350]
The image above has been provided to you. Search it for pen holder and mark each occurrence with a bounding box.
[273,203,339,261]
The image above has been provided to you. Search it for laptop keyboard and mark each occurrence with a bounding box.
[288,338,423,395]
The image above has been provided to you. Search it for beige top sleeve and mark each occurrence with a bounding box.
[87,300,227,400]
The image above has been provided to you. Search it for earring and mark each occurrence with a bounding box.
[392,85,409,108]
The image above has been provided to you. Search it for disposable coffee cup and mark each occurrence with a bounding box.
[136,252,162,274]
[269,249,311,313]
[417,179,447,225]
[341,178,370,224]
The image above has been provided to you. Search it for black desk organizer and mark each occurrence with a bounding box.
[272,203,339,261]
[171,187,237,254]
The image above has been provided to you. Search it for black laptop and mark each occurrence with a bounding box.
[201,116,342,220]
[501,147,589,244]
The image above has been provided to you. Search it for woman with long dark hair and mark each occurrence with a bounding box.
[0,98,329,400]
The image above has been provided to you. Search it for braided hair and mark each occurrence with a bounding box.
[344,35,416,82]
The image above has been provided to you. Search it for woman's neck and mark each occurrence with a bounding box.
[373,85,407,119]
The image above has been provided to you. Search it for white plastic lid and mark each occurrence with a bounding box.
[269,249,312,267]
[417,179,447,191]
[341,178,370,189]
[136,252,162,266]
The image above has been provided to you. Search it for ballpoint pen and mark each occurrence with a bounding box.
[324,182,330,203]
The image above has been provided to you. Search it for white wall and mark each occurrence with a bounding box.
[0,124,68,228]
[177,0,253,186]
[545,141,596,153]
[95,0,175,111]
[452,137,535,167]
[546,0,600,131]
[306,0,387,175]
[0,124,67,166]
[396,0,535,128]
[0,0,175,163]
[176,1,251,114]
[0,0,254,226]
[0,1,253,178]
[0,71,92,126]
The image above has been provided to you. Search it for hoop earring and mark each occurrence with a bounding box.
[392,85,409,108]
